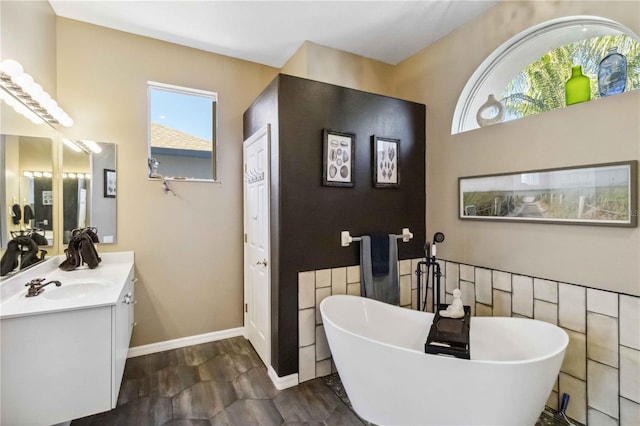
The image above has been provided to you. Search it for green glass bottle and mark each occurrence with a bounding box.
[565,65,591,105]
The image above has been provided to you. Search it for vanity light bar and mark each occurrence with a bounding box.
[0,59,73,127]
[61,172,91,179]
[0,87,44,124]
[81,140,102,154]
[22,170,53,178]
[63,138,83,153]
[63,138,102,154]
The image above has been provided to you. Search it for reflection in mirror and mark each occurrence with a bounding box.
[62,139,117,245]
[0,134,54,277]
[147,81,217,181]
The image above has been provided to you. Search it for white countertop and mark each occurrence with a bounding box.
[0,251,134,320]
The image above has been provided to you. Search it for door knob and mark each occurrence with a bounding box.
[256,259,268,267]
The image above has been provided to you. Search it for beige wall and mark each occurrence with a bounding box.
[393,1,640,296]
[56,18,279,346]
[282,41,395,96]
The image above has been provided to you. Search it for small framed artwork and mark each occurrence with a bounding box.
[104,169,116,198]
[41,191,53,206]
[459,160,637,227]
[322,129,355,187]
[373,136,400,188]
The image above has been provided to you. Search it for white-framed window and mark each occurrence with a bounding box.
[452,16,640,135]
[147,81,218,181]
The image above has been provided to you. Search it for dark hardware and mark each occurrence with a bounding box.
[25,278,62,297]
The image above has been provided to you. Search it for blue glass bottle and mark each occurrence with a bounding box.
[598,47,627,97]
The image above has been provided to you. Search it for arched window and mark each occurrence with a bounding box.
[452,16,640,134]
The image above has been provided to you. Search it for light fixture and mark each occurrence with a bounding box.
[62,172,89,179]
[0,59,73,127]
[62,138,102,154]
[81,140,102,154]
[0,89,44,124]
[63,138,83,153]
[22,170,53,178]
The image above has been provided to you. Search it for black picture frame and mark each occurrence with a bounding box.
[104,169,116,198]
[459,160,638,227]
[372,136,400,188]
[322,129,355,187]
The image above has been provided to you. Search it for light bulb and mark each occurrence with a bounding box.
[0,59,23,78]
[43,99,58,112]
[23,171,34,177]
[34,90,51,105]
[33,171,43,177]
[62,173,68,179]
[60,116,74,127]
[51,106,63,119]
[43,172,52,178]
[25,83,43,99]
[68,173,77,179]
[84,173,91,179]
[13,72,34,90]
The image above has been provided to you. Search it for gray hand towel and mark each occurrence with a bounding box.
[360,234,399,305]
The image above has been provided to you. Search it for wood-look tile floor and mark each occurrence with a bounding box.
[71,337,364,426]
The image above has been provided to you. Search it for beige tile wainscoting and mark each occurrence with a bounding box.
[297,260,640,426]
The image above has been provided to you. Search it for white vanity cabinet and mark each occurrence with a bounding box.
[0,254,135,426]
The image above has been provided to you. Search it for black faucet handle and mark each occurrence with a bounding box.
[25,277,46,287]
[25,278,62,297]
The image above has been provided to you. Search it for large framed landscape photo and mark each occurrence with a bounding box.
[459,161,637,227]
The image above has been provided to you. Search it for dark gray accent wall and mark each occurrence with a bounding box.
[244,74,426,377]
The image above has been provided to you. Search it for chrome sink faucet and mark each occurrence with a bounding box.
[25,278,62,297]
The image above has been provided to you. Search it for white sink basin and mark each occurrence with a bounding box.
[42,281,111,300]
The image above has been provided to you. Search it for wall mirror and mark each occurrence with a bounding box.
[62,139,117,244]
[147,81,218,181]
[1,134,54,277]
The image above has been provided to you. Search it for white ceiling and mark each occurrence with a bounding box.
[49,1,499,68]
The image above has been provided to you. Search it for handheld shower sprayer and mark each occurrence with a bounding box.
[431,232,445,258]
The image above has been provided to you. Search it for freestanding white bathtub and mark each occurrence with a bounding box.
[320,295,568,426]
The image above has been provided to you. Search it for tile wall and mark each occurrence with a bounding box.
[297,260,640,426]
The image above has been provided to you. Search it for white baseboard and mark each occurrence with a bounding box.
[127,327,299,391]
[127,327,245,358]
[268,365,299,390]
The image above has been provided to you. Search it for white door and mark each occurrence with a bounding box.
[243,124,271,367]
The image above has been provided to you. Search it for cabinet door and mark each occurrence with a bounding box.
[112,269,133,407]
[129,268,136,336]
[1,308,112,425]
